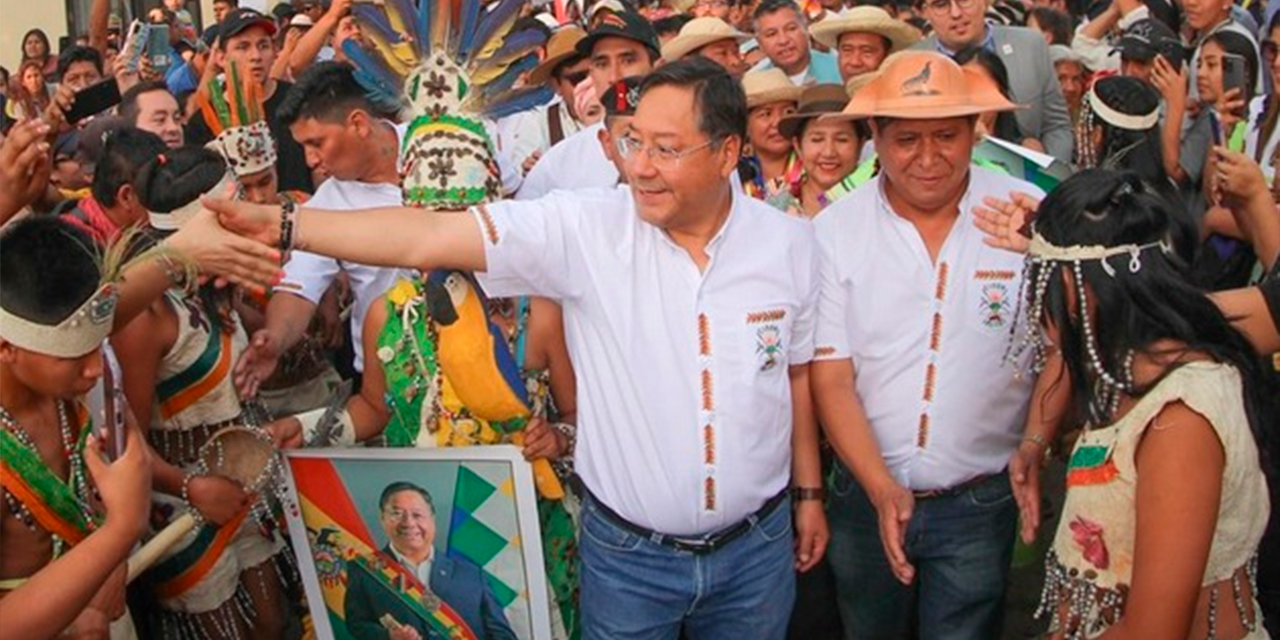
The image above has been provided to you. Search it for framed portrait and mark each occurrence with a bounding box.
[281,445,552,640]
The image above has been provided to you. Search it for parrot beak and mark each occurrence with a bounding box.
[425,275,459,326]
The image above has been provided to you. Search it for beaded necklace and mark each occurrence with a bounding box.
[0,402,96,557]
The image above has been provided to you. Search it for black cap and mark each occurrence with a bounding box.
[272,3,299,21]
[601,76,645,116]
[1115,18,1185,68]
[220,8,278,41]
[53,131,80,161]
[75,115,127,171]
[201,24,222,48]
[577,11,659,58]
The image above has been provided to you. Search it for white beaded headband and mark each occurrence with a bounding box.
[0,283,118,358]
[1087,86,1159,131]
[1028,233,1172,276]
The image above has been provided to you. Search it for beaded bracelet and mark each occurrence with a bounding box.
[279,198,298,252]
[181,472,207,527]
[550,422,577,450]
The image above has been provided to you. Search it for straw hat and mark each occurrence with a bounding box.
[835,51,1021,120]
[778,84,851,139]
[528,26,589,86]
[743,69,803,109]
[810,6,922,52]
[660,17,751,62]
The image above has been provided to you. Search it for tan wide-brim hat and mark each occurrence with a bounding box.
[842,49,909,97]
[833,50,1021,120]
[778,83,851,139]
[810,6,922,52]
[661,17,751,62]
[528,25,588,86]
[743,68,803,109]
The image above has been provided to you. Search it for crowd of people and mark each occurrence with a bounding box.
[1,0,1280,639]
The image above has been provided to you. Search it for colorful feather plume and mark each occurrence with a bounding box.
[346,0,548,119]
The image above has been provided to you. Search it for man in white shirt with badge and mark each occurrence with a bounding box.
[232,61,413,395]
[207,58,828,640]
[517,11,660,199]
[810,52,1066,640]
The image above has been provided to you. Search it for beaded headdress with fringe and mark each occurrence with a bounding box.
[344,0,550,209]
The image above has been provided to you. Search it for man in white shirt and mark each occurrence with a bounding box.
[209,58,828,640]
[497,25,591,176]
[810,52,1064,640]
[517,11,660,199]
[233,61,412,395]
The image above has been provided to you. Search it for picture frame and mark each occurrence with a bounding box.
[280,445,552,640]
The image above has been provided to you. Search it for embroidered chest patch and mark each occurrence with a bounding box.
[1066,443,1119,487]
[979,283,1011,329]
[756,325,783,371]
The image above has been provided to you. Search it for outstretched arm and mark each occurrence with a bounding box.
[205,198,489,274]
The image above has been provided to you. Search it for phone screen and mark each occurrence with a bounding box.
[65,78,123,124]
[1222,53,1247,98]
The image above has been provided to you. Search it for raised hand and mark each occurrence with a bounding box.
[84,420,152,540]
[202,197,284,247]
[165,208,283,295]
[973,191,1040,253]
[0,119,53,221]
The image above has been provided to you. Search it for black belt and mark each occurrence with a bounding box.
[573,475,788,555]
[911,472,1002,500]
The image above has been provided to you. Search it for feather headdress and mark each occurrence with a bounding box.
[345,0,550,208]
[194,61,278,178]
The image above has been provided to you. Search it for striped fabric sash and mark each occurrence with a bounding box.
[0,405,96,545]
[350,553,479,640]
[1066,443,1119,487]
[147,509,249,600]
[156,311,232,420]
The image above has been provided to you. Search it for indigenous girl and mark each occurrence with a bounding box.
[1014,170,1272,640]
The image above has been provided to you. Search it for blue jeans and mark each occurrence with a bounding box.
[826,466,1017,640]
[579,495,796,640]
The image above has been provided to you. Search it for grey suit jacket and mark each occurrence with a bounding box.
[918,26,1075,163]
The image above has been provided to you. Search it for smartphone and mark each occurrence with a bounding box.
[120,20,147,72]
[1222,53,1248,99]
[102,347,127,461]
[65,78,122,124]
[146,24,172,75]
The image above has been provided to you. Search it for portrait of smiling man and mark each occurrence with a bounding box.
[344,482,517,640]
[750,0,842,84]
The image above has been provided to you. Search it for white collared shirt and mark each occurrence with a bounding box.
[516,123,619,200]
[475,185,820,535]
[275,124,413,371]
[813,168,1041,491]
[389,545,434,587]
[496,96,584,172]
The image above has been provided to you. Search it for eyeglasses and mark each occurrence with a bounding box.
[383,508,431,522]
[922,0,979,12]
[615,136,722,169]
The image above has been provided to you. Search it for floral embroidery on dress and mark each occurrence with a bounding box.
[1069,516,1110,570]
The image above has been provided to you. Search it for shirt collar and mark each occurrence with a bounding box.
[936,24,994,56]
[389,544,434,571]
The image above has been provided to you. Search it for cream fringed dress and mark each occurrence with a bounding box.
[1038,362,1271,640]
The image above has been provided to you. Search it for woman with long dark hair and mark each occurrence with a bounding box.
[4,60,50,122]
[1073,75,1169,187]
[954,45,1038,150]
[1018,169,1272,640]
[19,29,56,82]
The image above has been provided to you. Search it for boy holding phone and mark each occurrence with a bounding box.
[0,216,153,639]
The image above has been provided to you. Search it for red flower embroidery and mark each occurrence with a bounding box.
[1069,516,1110,569]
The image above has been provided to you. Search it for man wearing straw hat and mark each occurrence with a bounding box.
[518,11,660,199]
[811,51,1062,640]
[810,6,922,83]
[661,16,752,76]
[498,26,592,176]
